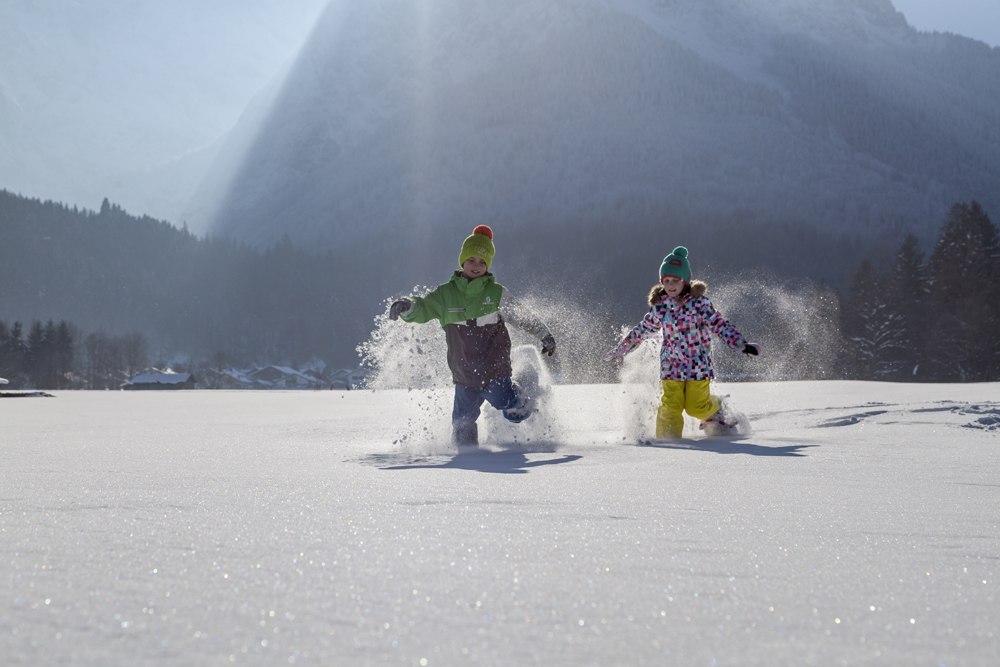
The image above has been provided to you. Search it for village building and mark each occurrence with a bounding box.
[329,368,371,390]
[121,368,197,390]
[245,365,326,390]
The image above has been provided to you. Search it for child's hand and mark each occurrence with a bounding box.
[742,343,759,356]
[389,299,412,320]
[541,334,556,356]
[603,349,623,363]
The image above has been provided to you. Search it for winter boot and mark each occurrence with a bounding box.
[502,391,533,423]
[452,422,479,448]
[699,410,730,436]
[700,396,746,436]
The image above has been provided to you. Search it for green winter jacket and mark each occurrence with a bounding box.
[401,272,548,388]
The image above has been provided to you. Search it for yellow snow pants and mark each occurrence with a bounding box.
[656,379,720,439]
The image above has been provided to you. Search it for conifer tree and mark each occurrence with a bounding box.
[25,321,47,385]
[53,321,76,388]
[840,259,906,379]
[925,202,1000,381]
[0,321,28,386]
[884,234,927,380]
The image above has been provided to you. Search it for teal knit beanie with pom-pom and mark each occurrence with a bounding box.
[659,246,691,282]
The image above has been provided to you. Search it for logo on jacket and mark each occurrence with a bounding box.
[482,296,493,305]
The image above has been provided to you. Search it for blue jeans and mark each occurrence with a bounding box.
[452,377,519,446]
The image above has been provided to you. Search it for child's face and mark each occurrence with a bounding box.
[660,274,685,297]
[461,256,488,279]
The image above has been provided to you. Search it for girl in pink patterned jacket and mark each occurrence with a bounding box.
[607,246,758,439]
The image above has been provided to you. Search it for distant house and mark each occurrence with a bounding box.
[246,365,326,390]
[122,368,197,390]
[329,368,371,390]
[199,368,256,390]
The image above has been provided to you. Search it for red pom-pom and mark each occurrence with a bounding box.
[472,225,493,240]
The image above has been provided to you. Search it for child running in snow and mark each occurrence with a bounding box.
[606,246,758,439]
[389,225,556,447]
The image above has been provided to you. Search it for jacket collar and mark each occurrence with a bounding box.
[451,270,494,295]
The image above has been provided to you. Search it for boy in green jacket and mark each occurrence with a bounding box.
[389,225,556,447]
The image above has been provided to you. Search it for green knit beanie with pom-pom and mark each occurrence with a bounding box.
[459,225,496,270]
[659,246,691,282]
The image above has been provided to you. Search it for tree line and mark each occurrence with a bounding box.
[0,320,149,389]
[2,189,997,386]
[839,201,1000,381]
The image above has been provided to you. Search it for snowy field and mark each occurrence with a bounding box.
[2,381,999,666]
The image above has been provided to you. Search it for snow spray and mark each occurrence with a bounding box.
[358,285,624,451]
[357,288,455,452]
[605,273,843,440]
[358,276,838,446]
[707,273,841,382]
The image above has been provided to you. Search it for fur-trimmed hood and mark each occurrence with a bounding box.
[647,279,708,305]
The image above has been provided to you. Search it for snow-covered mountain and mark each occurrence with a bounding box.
[195,0,1000,260]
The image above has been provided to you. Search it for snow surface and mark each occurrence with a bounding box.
[2,381,999,665]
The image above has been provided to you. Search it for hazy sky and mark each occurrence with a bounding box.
[892,0,1000,47]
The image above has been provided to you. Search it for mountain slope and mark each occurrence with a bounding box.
[196,0,999,265]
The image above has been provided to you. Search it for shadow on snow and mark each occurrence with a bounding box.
[638,438,816,457]
[371,448,583,474]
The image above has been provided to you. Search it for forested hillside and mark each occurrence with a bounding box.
[0,190,368,369]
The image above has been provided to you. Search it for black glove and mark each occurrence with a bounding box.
[743,343,759,356]
[541,333,556,356]
[389,299,412,321]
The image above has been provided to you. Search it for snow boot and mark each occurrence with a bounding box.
[502,392,533,423]
[699,410,732,436]
[700,396,750,436]
[452,422,479,448]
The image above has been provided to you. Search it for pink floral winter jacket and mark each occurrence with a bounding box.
[612,280,747,381]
